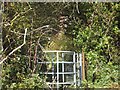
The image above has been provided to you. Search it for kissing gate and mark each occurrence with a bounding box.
[37,50,82,89]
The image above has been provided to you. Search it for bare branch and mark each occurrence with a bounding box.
[0,28,27,64]
[10,8,32,24]
[76,2,80,14]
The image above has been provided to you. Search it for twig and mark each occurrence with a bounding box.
[10,8,32,24]
[76,2,80,14]
[0,28,27,64]
[32,43,38,73]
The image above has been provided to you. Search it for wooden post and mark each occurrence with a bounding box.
[82,49,85,80]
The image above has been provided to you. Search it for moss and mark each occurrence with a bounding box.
[45,30,74,51]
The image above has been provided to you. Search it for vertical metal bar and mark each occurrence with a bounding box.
[76,53,79,86]
[73,52,76,87]
[52,53,54,88]
[79,53,82,87]
[57,52,59,90]
[62,53,64,83]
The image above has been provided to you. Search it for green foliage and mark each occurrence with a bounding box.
[72,3,119,88]
[9,74,47,89]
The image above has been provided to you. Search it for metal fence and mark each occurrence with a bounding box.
[37,50,82,89]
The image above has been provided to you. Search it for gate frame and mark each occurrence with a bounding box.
[37,50,82,89]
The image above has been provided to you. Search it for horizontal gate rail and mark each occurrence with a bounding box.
[47,82,74,85]
[38,61,75,64]
[43,50,74,53]
[39,72,76,74]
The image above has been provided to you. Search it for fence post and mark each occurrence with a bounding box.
[82,49,85,80]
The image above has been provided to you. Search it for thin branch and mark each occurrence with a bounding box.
[0,28,27,64]
[32,43,38,73]
[76,2,80,14]
[10,8,32,24]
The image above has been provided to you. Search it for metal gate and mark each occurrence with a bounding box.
[37,50,82,89]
